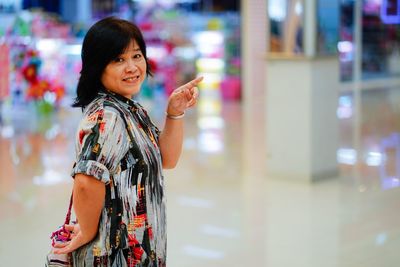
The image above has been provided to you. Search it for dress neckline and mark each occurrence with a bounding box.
[100,89,139,111]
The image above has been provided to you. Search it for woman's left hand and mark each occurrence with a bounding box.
[52,223,87,254]
[166,76,203,116]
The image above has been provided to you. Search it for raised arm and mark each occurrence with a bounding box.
[159,76,203,169]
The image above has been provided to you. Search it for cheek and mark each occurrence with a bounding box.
[102,72,116,88]
[102,68,119,83]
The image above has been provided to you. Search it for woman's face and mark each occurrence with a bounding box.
[101,40,147,98]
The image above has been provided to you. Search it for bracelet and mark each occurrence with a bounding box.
[165,111,185,120]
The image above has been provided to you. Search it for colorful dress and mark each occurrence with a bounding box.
[71,91,166,266]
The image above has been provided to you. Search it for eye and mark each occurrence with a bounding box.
[133,53,143,60]
[114,57,124,63]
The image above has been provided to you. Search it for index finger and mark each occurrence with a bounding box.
[186,76,203,88]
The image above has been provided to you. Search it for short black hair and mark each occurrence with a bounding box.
[72,17,152,108]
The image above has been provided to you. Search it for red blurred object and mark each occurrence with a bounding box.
[22,65,38,84]
[148,58,158,73]
[0,44,10,100]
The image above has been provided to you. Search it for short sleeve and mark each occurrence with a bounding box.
[71,105,129,184]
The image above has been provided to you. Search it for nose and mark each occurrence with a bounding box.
[125,59,138,73]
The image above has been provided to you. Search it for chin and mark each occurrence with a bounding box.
[127,89,141,97]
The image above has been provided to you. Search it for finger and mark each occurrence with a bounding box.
[184,76,204,89]
[186,88,199,107]
[53,246,71,255]
[54,240,79,254]
[187,98,198,108]
[192,87,199,98]
[53,241,70,248]
[188,86,199,98]
[184,88,192,101]
[64,224,75,231]
[188,87,199,102]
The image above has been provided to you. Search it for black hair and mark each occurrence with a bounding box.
[72,16,152,108]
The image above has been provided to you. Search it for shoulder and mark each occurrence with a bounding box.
[80,96,126,129]
[84,96,123,118]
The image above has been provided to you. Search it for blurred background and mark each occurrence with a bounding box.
[0,0,400,266]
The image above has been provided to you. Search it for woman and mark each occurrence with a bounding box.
[52,17,202,266]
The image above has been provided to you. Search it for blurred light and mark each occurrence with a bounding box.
[19,36,32,45]
[192,31,224,56]
[198,99,222,115]
[132,0,199,6]
[42,154,63,166]
[36,39,62,56]
[1,125,14,138]
[200,224,240,238]
[33,170,68,186]
[339,95,352,106]
[337,95,353,119]
[192,31,224,46]
[198,73,223,84]
[295,2,303,15]
[45,124,60,140]
[381,0,400,24]
[197,45,220,56]
[393,178,400,185]
[269,0,287,21]
[381,177,400,190]
[198,131,224,154]
[358,185,367,192]
[337,148,357,165]
[182,245,224,259]
[177,196,214,208]
[375,233,387,246]
[365,151,385,166]
[337,106,352,119]
[337,41,353,53]
[196,58,225,72]
[44,91,57,104]
[147,46,167,61]
[64,44,82,55]
[173,47,197,60]
[197,116,224,130]
[10,142,20,165]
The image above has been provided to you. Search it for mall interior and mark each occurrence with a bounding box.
[0,0,400,266]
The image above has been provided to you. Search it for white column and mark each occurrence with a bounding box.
[351,0,362,180]
[241,0,268,177]
[241,0,268,266]
[266,56,339,182]
[265,0,339,182]
[304,0,317,57]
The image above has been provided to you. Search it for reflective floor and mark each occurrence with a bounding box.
[1,86,400,267]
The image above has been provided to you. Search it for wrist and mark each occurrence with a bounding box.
[165,111,185,120]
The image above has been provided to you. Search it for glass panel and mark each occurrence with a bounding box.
[362,0,400,79]
[317,0,340,55]
[339,0,355,81]
[269,0,304,54]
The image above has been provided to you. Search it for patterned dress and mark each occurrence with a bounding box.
[70,91,166,267]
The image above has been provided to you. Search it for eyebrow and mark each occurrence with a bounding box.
[124,47,141,52]
[120,48,141,56]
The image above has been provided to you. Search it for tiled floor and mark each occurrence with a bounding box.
[1,85,400,266]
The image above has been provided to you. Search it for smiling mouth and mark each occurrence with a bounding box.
[122,75,140,82]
